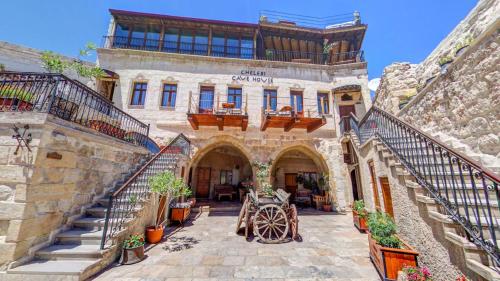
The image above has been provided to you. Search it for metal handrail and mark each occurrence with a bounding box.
[0,72,150,148]
[100,134,191,249]
[341,106,500,265]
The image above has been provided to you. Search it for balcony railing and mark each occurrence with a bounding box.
[187,91,248,116]
[103,36,364,66]
[263,49,363,65]
[0,72,152,149]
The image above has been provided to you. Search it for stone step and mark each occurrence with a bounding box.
[466,259,500,281]
[36,244,103,260]
[7,259,99,277]
[86,206,142,217]
[56,229,103,245]
[73,217,131,230]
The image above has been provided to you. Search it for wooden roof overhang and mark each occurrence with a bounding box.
[110,9,258,34]
[259,22,367,52]
[187,113,249,131]
[260,114,326,133]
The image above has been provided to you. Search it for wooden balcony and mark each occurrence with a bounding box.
[187,92,248,131]
[260,106,326,133]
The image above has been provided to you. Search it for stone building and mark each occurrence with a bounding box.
[97,9,371,210]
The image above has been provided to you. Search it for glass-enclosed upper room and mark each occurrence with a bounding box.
[105,9,367,66]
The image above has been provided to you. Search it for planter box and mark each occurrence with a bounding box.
[368,232,418,281]
[170,204,191,225]
[89,120,125,139]
[119,245,145,265]
[0,98,33,111]
[352,210,368,232]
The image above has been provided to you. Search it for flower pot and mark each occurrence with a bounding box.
[0,98,33,111]
[352,210,368,232]
[322,204,332,212]
[145,225,164,244]
[119,244,145,265]
[368,232,418,281]
[170,203,191,225]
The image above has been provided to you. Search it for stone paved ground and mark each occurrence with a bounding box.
[92,209,379,281]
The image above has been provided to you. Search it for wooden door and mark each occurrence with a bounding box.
[339,105,356,118]
[369,161,381,210]
[285,173,298,201]
[380,177,394,217]
[196,167,211,198]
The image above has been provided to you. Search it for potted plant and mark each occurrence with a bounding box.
[318,173,332,212]
[367,212,419,281]
[352,200,368,232]
[0,86,34,111]
[438,54,453,73]
[147,170,192,243]
[401,265,432,281]
[261,182,274,197]
[119,234,145,265]
[265,49,273,60]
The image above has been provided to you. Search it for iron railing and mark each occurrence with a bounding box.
[259,10,361,29]
[103,36,364,66]
[100,134,191,249]
[342,107,500,266]
[0,72,150,148]
[104,36,254,59]
[187,91,248,116]
[262,49,363,65]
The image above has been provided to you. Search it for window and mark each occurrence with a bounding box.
[199,86,214,113]
[211,35,225,57]
[145,26,160,50]
[130,82,147,106]
[113,23,130,48]
[194,32,209,55]
[290,91,303,113]
[317,93,329,114]
[226,37,239,58]
[130,26,145,48]
[263,89,277,111]
[240,38,254,59]
[220,170,233,185]
[163,28,179,52]
[180,31,193,53]
[161,84,177,108]
[227,88,242,109]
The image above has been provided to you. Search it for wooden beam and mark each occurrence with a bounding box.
[260,116,270,131]
[187,115,199,130]
[284,118,297,132]
[216,116,224,131]
[306,118,326,133]
[242,117,248,131]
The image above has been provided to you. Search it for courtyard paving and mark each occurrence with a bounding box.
[93,208,379,281]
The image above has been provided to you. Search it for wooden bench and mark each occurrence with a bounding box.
[214,184,235,201]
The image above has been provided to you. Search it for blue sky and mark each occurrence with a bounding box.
[2,0,476,79]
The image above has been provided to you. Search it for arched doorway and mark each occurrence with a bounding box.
[271,145,329,202]
[190,144,253,200]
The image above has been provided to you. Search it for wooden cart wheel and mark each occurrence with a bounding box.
[253,204,289,243]
[236,196,248,234]
[289,204,299,240]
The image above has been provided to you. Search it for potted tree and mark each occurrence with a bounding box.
[367,212,418,281]
[119,234,145,265]
[352,200,368,232]
[318,173,332,212]
[147,170,191,243]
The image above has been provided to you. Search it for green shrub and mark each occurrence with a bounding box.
[0,87,34,102]
[367,212,402,248]
[353,200,368,218]
[438,55,453,66]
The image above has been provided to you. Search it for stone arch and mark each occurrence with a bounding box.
[187,135,255,199]
[269,143,330,175]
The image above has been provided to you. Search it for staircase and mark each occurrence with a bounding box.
[343,107,500,281]
[5,134,190,281]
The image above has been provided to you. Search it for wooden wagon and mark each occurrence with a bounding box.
[235,189,299,243]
